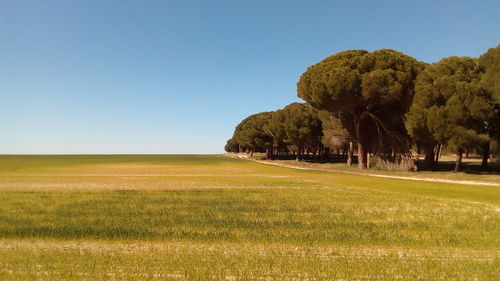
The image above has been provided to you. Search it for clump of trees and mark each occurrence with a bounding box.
[226,45,500,172]
[406,53,499,171]
[297,49,425,169]
[226,103,323,161]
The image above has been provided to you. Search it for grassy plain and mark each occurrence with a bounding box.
[245,153,500,184]
[0,155,498,280]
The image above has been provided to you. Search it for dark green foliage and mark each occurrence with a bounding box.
[281,103,323,160]
[231,112,273,155]
[224,138,239,153]
[263,109,287,155]
[406,56,496,171]
[479,45,500,104]
[226,103,323,160]
[297,49,423,168]
[225,45,499,171]
[478,45,500,163]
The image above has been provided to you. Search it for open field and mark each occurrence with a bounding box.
[0,155,499,280]
[239,153,500,185]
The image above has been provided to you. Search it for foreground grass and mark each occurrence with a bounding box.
[0,188,498,247]
[1,241,498,281]
[0,155,498,280]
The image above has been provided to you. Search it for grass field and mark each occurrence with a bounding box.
[244,153,500,184]
[0,155,498,280]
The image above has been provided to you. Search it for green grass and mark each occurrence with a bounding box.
[0,188,498,247]
[0,155,498,280]
[1,242,498,281]
[250,154,500,184]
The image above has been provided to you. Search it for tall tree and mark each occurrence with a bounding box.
[263,109,287,158]
[298,49,423,169]
[479,45,500,104]
[281,103,323,161]
[478,45,500,166]
[406,56,493,171]
[224,138,239,153]
[232,112,273,157]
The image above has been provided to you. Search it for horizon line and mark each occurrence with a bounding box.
[0,153,224,156]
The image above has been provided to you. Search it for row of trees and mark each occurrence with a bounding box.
[406,53,499,171]
[224,103,323,161]
[226,46,499,171]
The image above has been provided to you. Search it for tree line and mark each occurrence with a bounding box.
[226,46,499,172]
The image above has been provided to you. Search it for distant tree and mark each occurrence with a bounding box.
[298,49,423,169]
[263,109,287,158]
[281,103,323,161]
[224,138,239,153]
[232,112,273,157]
[406,56,494,171]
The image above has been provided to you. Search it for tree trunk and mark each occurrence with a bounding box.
[358,142,367,169]
[423,145,435,170]
[347,141,354,166]
[355,111,371,169]
[434,144,441,163]
[296,147,301,161]
[250,150,254,157]
[454,149,463,172]
[482,141,490,168]
[367,153,370,169]
[265,149,270,159]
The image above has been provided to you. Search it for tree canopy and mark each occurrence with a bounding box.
[228,112,273,156]
[479,45,500,104]
[226,45,499,172]
[297,49,424,168]
[406,56,495,171]
[226,103,323,160]
[262,109,287,156]
[281,103,323,160]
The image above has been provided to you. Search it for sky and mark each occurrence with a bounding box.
[1,0,499,154]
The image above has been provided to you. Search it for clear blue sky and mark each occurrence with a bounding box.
[1,0,499,154]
